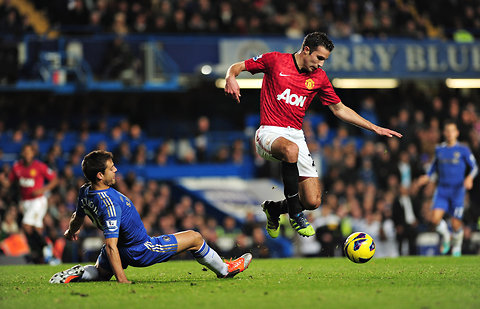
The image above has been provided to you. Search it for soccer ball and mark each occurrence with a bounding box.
[343,232,376,263]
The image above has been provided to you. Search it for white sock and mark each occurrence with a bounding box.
[81,265,100,281]
[192,241,228,277]
[436,219,450,243]
[451,228,464,252]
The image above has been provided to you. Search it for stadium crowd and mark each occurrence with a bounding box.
[1,0,479,39]
[0,83,479,263]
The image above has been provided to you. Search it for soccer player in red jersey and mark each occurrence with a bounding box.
[225,32,402,237]
[8,143,58,263]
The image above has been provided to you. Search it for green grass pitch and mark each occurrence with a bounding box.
[1,256,479,309]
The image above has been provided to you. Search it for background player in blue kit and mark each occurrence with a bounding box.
[419,120,478,256]
[50,150,251,283]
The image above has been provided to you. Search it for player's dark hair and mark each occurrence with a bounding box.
[302,32,334,53]
[443,119,458,128]
[81,150,113,184]
[21,143,34,152]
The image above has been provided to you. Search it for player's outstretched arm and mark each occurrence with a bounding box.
[105,237,131,284]
[329,102,402,138]
[64,212,85,241]
[225,61,246,103]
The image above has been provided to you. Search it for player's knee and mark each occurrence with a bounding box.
[282,143,299,162]
[302,195,322,210]
[188,230,204,247]
[451,219,463,231]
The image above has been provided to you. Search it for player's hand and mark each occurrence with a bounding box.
[118,279,133,284]
[417,175,430,186]
[31,188,44,197]
[464,176,474,190]
[64,229,79,241]
[374,126,403,138]
[224,76,241,103]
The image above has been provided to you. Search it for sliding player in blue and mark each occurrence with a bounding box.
[50,150,251,283]
[419,120,478,256]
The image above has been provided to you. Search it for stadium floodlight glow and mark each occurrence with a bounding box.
[215,78,263,89]
[200,65,212,75]
[445,79,480,88]
[331,78,399,89]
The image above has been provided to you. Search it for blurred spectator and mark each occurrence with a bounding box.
[177,138,196,164]
[213,145,229,163]
[393,186,419,256]
[1,206,19,238]
[231,139,246,164]
[111,12,129,35]
[114,141,132,165]
[228,233,252,259]
[376,199,399,258]
[359,97,379,139]
[314,196,342,257]
[102,37,135,80]
[250,226,270,258]
[194,116,210,162]
[67,0,90,26]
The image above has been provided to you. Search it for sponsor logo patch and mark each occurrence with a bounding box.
[276,88,306,107]
[106,220,118,231]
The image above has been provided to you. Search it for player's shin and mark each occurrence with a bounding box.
[435,219,450,241]
[191,241,228,277]
[435,219,451,254]
[25,229,46,263]
[281,161,302,217]
[451,228,464,256]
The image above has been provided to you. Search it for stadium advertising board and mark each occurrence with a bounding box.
[177,177,284,222]
[14,36,480,92]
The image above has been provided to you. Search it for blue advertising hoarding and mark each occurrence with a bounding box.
[11,35,480,93]
[217,38,480,78]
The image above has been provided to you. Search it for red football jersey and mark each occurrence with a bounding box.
[9,159,56,200]
[245,52,340,130]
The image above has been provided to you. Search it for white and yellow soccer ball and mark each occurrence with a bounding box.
[343,232,376,263]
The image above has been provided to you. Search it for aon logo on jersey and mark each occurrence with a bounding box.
[277,89,306,107]
[19,177,35,188]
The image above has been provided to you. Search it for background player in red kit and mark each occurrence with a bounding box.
[225,32,402,237]
[8,143,58,263]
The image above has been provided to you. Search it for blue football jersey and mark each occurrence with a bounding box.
[427,142,478,187]
[76,184,149,247]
